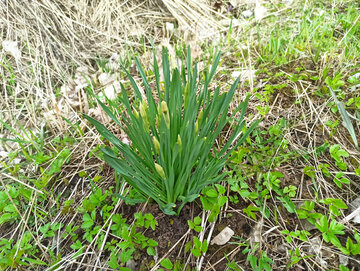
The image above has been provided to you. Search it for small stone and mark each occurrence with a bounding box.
[165,22,175,34]
[126,259,136,271]
[339,254,349,267]
[211,226,234,245]
[254,4,267,22]
[230,0,242,8]
[2,40,21,61]
[122,138,130,145]
[0,150,9,159]
[103,80,121,100]
[242,10,253,18]
[98,73,116,86]
[299,219,317,231]
[349,197,360,223]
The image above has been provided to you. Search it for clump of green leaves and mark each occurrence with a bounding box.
[231,239,273,271]
[0,186,20,224]
[108,212,158,267]
[185,236,208,258]
[200,184,227,222]
[85,47,259,215]
[329,144,349,170]
[0,231,46,269]
[71,185,158,269]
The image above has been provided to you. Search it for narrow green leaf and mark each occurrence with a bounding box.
[328,87,358,149]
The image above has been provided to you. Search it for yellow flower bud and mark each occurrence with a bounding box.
[139,100,149,131]
[184,82,189,108]
[161,101,170,129]
[139,100,148,120]
[152,137,160,153]
[177,134,182,146]
[198,109,203,123]
[161,100,168,115]
[177,134,182,153]
[194,109,203,135]
[133,107,139,119]
[195,121,199,135]
[155,163,166,179]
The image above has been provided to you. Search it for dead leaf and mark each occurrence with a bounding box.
[74,66,90,89]
[87,107,111,124]
[59,66,90,114]
[189,40,203,59]
[129,25,144,37]
[282,0,293,4]
[250,218,263,246]
[231,69,256,82]
[106,53,120,71]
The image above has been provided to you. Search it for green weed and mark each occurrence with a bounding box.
[85,46,259,215]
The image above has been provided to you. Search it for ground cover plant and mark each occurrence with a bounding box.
[85,47,259,215]
[1,0,360,270]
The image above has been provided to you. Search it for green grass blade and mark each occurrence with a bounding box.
[329,87,359,149]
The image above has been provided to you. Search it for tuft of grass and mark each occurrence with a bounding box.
[85,46,259,215]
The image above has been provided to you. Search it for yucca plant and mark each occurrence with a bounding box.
[84,47,259,215]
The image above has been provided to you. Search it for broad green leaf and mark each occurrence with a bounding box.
[160,258,173,269]
[206,189,218,198]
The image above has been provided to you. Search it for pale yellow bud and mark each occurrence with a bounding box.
[139,100,149,131]
[161,101,168,115]
[198,109,203,123]
[177,134,182,153]
[139,100,148,120]
[133,107,139,119]
[152,137,160,153]
[195,121,199,135]
[155,163,166,179]
[195,109,203,135]
[184,82,189,108]
[161,101,170,129]
[177,134,182,146]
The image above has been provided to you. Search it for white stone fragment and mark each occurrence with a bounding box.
[254,4,267,22]
[349,197,360,223]
[98,73,116,86]
[165,22,175,34]
[211,226,234,245]
[2,40,21,60]
[242,10,253,18]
